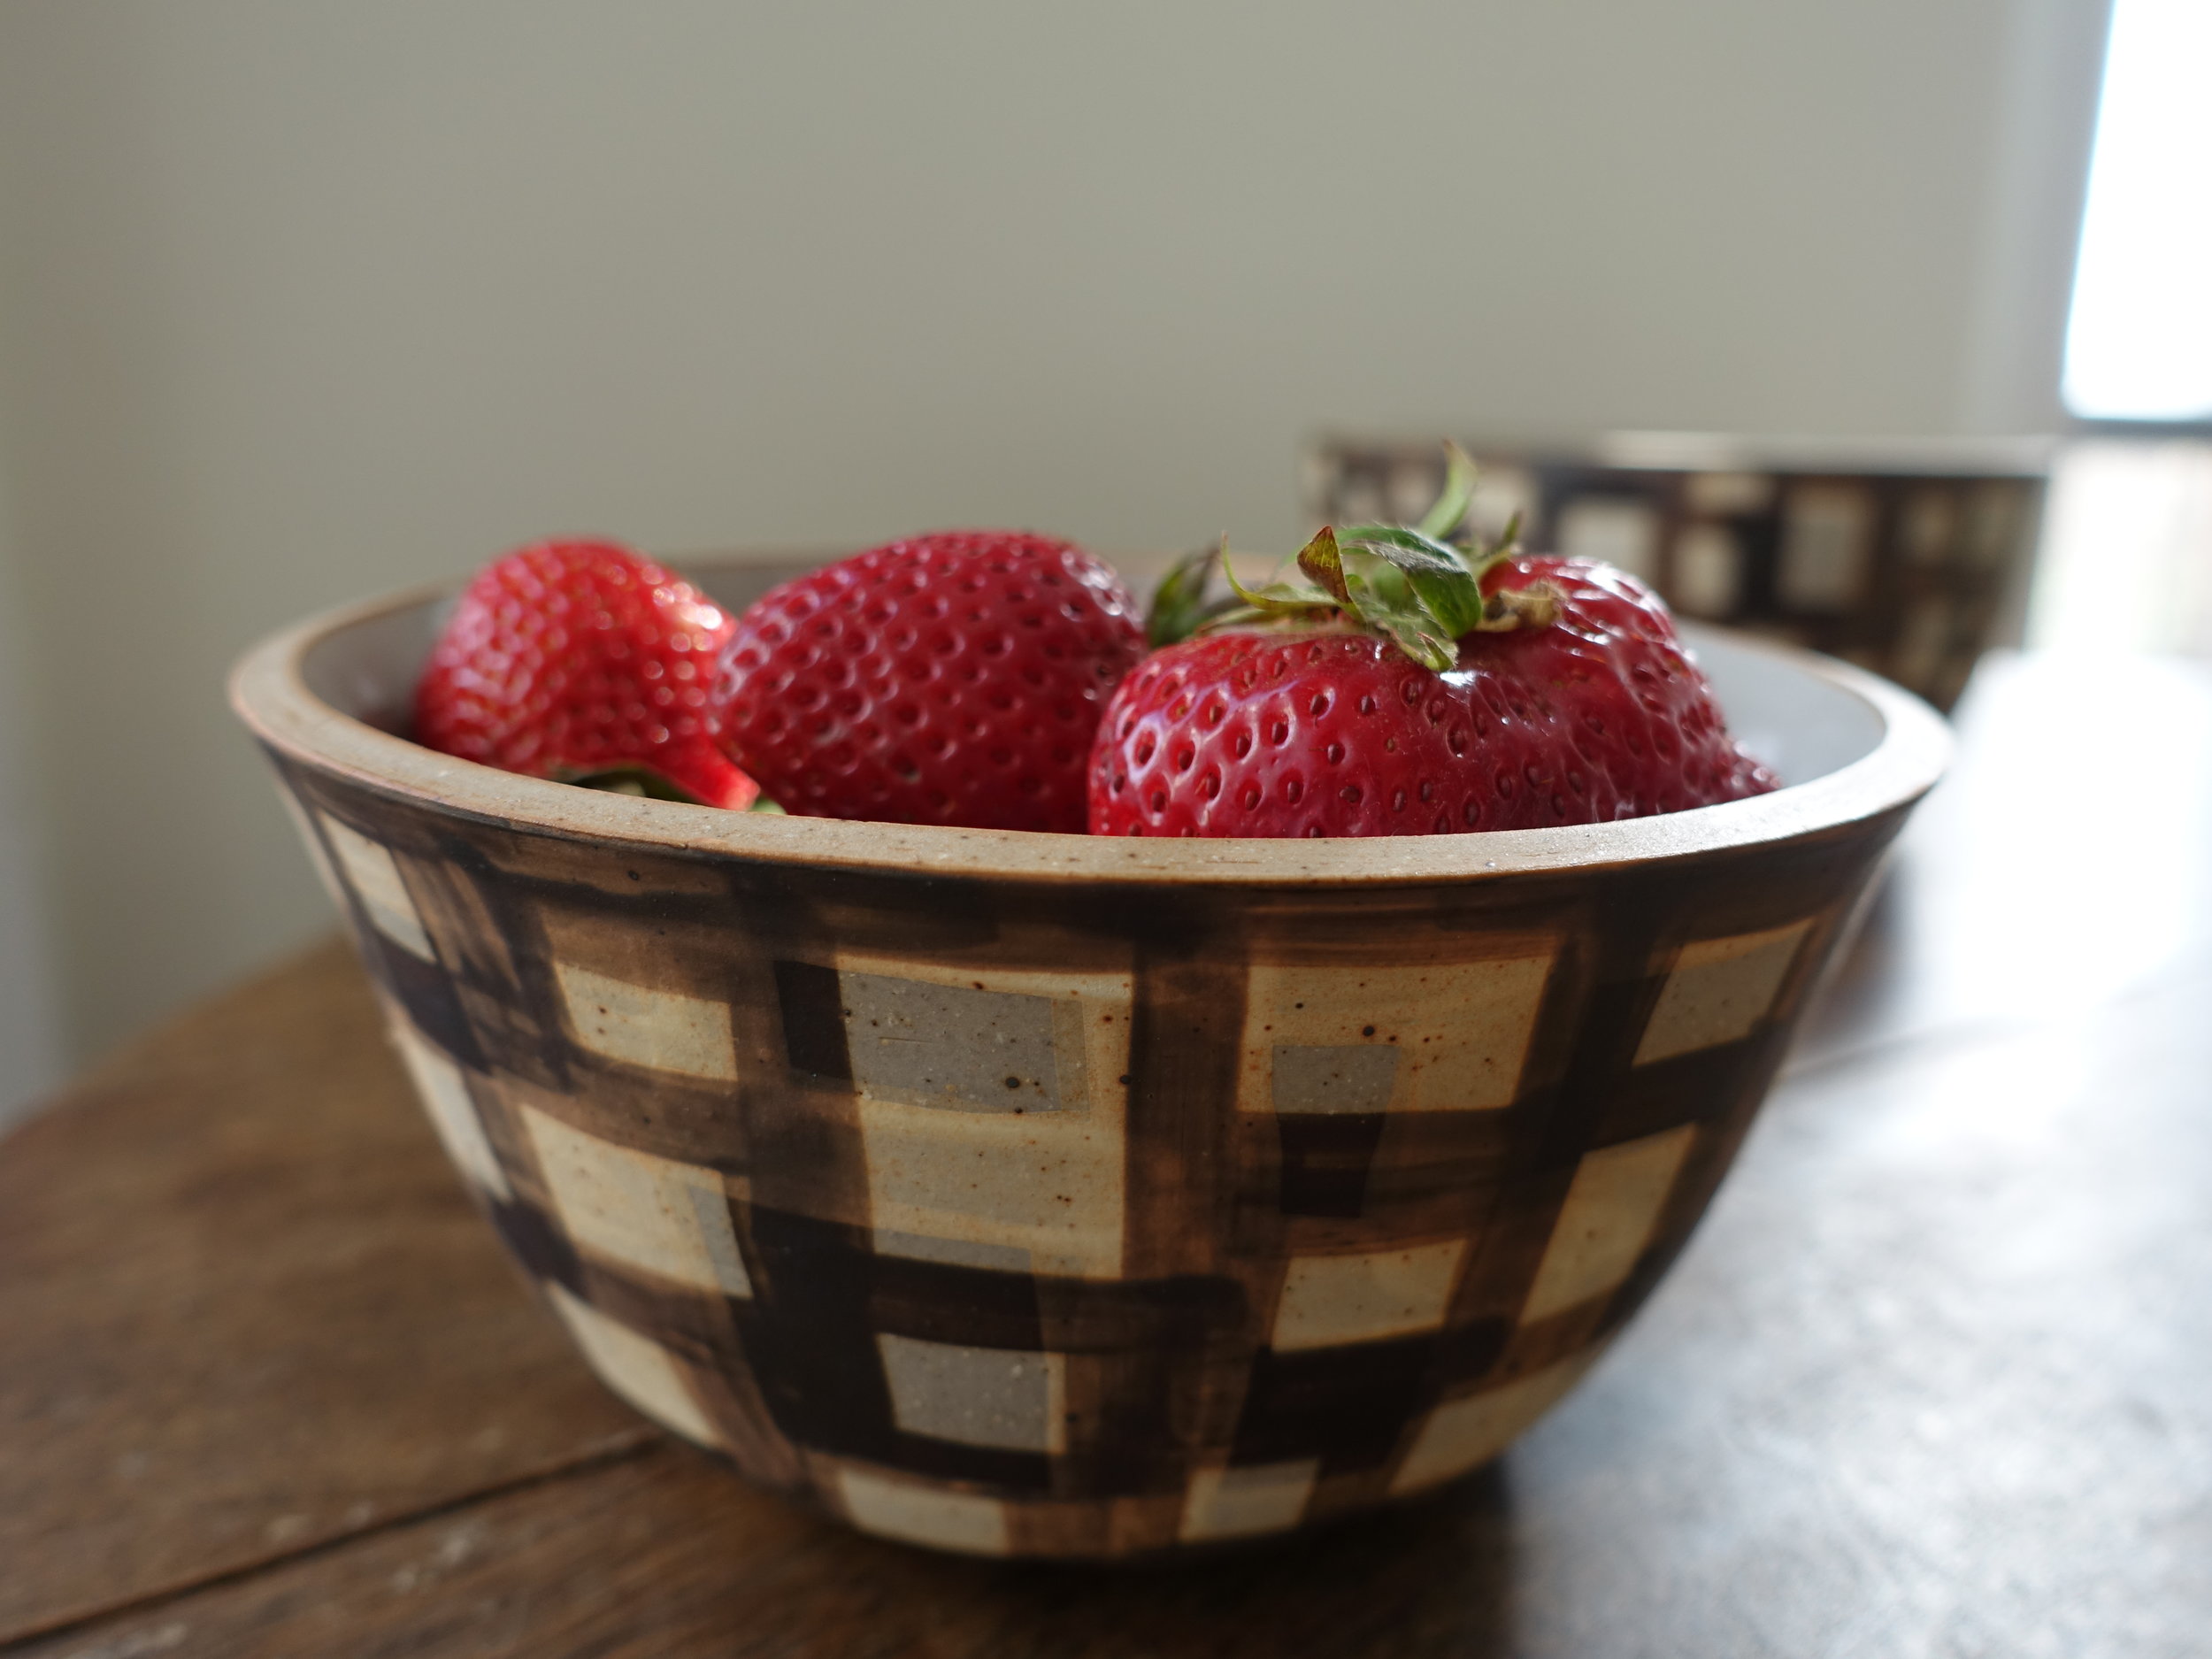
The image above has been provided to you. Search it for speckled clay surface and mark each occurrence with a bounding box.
[231,561,1947,1561]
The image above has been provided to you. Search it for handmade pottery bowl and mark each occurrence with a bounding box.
[230,556,1947,1561]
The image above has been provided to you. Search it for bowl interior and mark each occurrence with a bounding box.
[1690,629,1884,786]
[300,557,1885,793]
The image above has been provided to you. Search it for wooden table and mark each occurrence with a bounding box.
[6,652,2209,1658]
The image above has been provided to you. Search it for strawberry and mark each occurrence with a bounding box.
[415,539,763,810]
[1089,450,1776,837]
[714,530,1146,832]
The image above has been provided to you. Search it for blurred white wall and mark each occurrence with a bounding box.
[0,0,2108,1078]
[0,465,64,1125]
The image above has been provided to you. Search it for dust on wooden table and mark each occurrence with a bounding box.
[0,942,653,1645]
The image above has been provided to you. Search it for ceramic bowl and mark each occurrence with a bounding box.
[229,556,1947,1561]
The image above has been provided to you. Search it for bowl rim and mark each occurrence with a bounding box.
[228,561,1951,888]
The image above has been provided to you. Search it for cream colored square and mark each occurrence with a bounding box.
[388,1019,511,1199]
[1671,523,1743,617]
[1683,471,1776,515]
[1779,483,1872,610]
[522,1106,751,1296]
[1902,488,1958,562]
[861,1105,1125,1279]
[545,1283,719,1448]
[1240,952,1553,1115]
[836,1467,1010,1556]
[279,789,347,912]
[1558,496,1660,583]
[1271,1239,1469,1352]
[1634,920,1812,1065]
[1389,1351,1601,1494]
[553,960,737,1082]
[1179,1459,1319,1541]
[842,953,1132,1279]
[1967,482,2025,566]
[318,812,433,959]
[1521,1125,1696,1322]
[1891,599,1953,695]
[877,1334,1067,1454]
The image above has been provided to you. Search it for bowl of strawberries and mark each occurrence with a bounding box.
[230,450,1946,1562]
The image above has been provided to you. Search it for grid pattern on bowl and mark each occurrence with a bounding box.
[280,757,1901,1559]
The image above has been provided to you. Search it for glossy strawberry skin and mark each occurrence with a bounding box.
[716,531,1147,833]
[1089,556,1776,837]
[414,539,759,810]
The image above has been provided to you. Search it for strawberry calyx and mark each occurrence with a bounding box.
[1145,540,1248,646]
[1148,443,1563,672]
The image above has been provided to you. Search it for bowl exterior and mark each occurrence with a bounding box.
[265,744,1906,1559]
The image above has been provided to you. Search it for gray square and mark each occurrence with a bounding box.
[841,972,1064,1111]
[876,1333,1062,1453]
[1271,1044,1399,1115]
[685,1181,753,1297]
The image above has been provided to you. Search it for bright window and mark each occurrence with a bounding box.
[2061,0,2212,421]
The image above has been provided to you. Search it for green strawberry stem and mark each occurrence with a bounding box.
[1142,442,1560,671]
[1146,541,1247,646]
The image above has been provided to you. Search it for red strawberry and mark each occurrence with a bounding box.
[715,530,1146,832]
[415,539,762,810]
[1089,452,1775,838]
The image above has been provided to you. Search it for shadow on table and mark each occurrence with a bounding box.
[1786,864,1909,1065]
[851,1466,1518,1657]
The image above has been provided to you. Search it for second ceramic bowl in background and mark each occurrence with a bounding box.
[1310,431,2049,712]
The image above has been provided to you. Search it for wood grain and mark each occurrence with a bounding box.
[6,652,2211,1657]
[0,942,651,1645]
[9,1444,1519,1659]
[19,964,2212,1659]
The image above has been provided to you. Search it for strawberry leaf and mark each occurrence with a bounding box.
[1342,555,1415,612]
[1359,599,1459,672]
[1295,526,1353,605]
[1338,525,1490,638]
[1407,568,1490,640]
[1417,441,1479,541]
[1219,536,1337,618]
[1336,523,1471,572]
[1146,541,1241,646]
